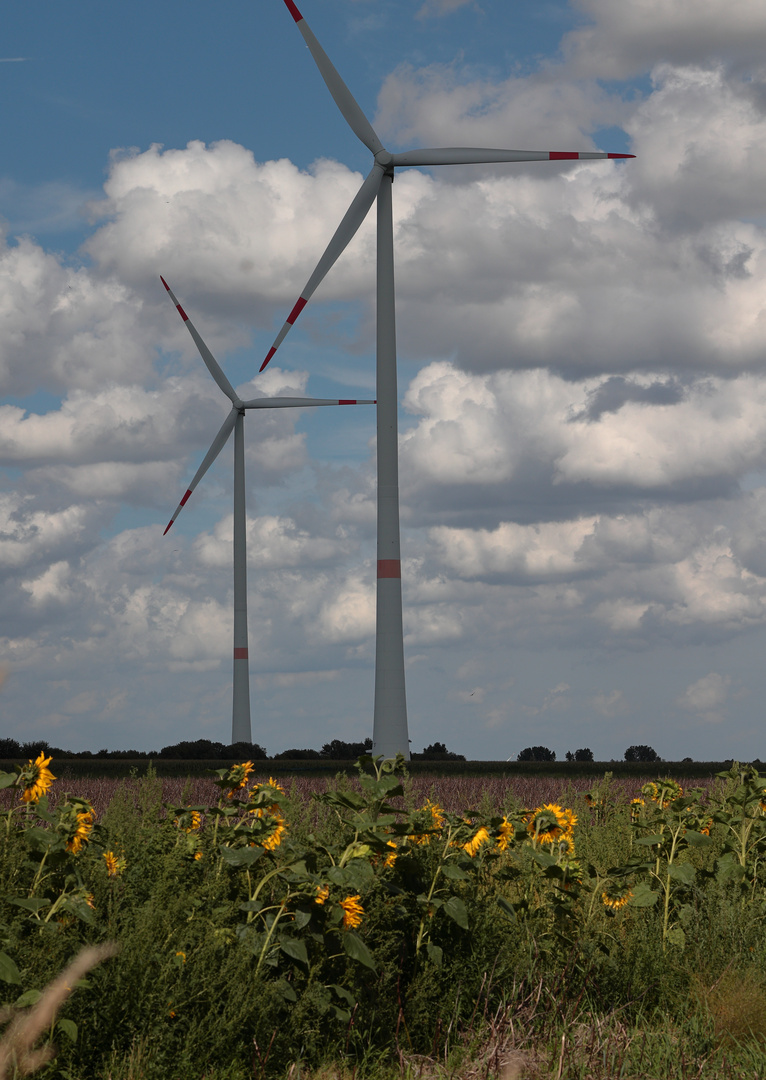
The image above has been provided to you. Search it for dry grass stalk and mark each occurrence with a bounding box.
[0,942,119,1079]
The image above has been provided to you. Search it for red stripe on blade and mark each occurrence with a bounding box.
[163,520,174,535]
[160,276,170,291]
[550,152,579,160]
[234,648,249,660]
[338,399,356,405]
[283,0,303,20]
[260,347,276,372]
[287,296,307,324]
[608,153,635,158]
[176,304,189,321]
[180,489,193,507]
[378,559,401,579]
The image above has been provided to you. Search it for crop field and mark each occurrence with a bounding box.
[2,756,766,1079]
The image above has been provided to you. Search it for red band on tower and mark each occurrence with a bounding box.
[378,560,401,579]
[234,648,249,660]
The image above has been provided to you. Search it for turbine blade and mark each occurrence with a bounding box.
[160,277,239,404]
[163,407,238,535]
[282,0,383,156]
[260,165,383,372]
[240,397,376,408]
[392,148,636,167]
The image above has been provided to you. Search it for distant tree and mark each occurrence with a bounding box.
[272,748,321,760]
[574,748,594,762]
[517,746,556,762]
[682,756,693,764]
[320,738,373,760]
[160,739,224,760]
[220,741,268,761]
[624,744,659,763]
[411,742,466,762]
[0,738,21,757]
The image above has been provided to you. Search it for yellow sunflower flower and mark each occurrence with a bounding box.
[67,809,95,854]
[315,884,330,905]
[225,760,255,798]
[525,804,570,846]
[103,851,126,877]
[496,817,513,852]
[463,826,490,858]
[250,806,287,850]
[601,886,633,910]
[19,753,55,804]
[339,894,364,930]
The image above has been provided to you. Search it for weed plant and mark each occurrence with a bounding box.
[2,757,766,1078]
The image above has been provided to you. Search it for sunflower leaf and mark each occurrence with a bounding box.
[342,930,376,971]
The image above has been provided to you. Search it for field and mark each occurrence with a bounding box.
[2,757,766,1079]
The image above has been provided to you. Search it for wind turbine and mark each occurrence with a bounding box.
[160,276,375,744]
[260,0,635,760]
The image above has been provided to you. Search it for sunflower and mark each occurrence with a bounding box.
[630,797,645,821]
[463,825,490,858]
[339,894,364,929]
[601,885,633,910]
[250,807,288,851]
[315,884,330,905]
[525,804,571,846]
[103,851,126,877]
[19,753,55,804]
[67,809,95,854]
[225,760,255,798]
[496,816,513,852]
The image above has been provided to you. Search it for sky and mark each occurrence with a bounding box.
[2,0,766,761]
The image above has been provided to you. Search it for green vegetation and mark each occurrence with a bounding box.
[3,755,766,1078]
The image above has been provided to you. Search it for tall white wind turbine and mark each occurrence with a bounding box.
[161,276,375,745]
[260,0,635,760]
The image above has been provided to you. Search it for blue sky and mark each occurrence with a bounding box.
[2,0,766,761]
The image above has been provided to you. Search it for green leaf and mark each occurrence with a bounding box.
[0,952,21,985]
[0,772,17,790]
[441,864,470,881]
[238,900,263,913]
[426,943,443,968]
[292,908,312,930]
[342,930,376,971]
[628,883,659,907]
[219,845,264,867]
[329,983,356,1006]
[684,830,713,847]
[57,1018,78,1044]
[715,854,745,885]
[274,978,298,1003]
[279,938,309,967]
[635,834,664,847]
[497,896,518,921]
[443,896,469,930]
[666,926,686,948]
[9,897,51,913]
[15,989,42,1008]
[668,862,696,886]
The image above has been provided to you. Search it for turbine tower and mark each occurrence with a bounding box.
[161,277,374,744]
[261,0,635,759]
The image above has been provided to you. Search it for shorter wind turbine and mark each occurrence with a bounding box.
[161,276,375,744]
